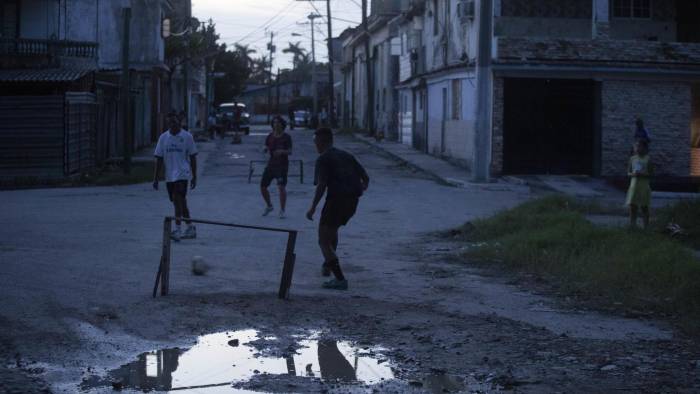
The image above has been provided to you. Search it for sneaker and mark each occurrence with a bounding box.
[262,206,274,216]
[322,279,348,290]
[170,229,181,242]
[321,262,332,277]
[182,226,197,239]
[279,210,286,219]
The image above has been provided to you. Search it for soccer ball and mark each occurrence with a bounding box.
[191,256,210,276]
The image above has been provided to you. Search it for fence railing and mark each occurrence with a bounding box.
[0,38,97,58]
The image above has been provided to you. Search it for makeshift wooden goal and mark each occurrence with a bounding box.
[152,217,298,299]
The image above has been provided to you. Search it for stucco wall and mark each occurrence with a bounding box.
[398,89,413,146]
[20,0,59,39]
[65,0,98,42]
[424,73,477,162]
[97,0,164,69]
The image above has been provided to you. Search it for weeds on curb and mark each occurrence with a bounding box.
[451,195,700,326]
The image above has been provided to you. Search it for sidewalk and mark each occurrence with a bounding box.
[352,133,530,193]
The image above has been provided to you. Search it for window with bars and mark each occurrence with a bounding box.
[613,0,651,19]
[1,0,19,38]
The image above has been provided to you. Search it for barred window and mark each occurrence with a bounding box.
[613,0,651,19]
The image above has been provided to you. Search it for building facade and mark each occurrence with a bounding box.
[341,0,700,180]
[0,0,175,180]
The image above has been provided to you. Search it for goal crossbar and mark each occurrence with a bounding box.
[152,216,298,300]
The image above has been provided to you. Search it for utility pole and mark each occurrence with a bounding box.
[267,31,275,123]
[121,6,132,174]
[183,3,192,130]
[275,68,281,114]
[308,13,320,126]
[326,0,335,127]
[473,0,494,182]
[362,0,374,135]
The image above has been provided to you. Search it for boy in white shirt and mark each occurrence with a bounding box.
[153,113,198,240]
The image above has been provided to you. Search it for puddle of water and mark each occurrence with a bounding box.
[225,152,246,159]
[81,329,394,393]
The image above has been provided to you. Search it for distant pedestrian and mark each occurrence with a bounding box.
[233,101,242,132]
[178,110,188,130]
[306,128,369,290]
[261,115,293,218]
[207,112,217,139]
[634,118,652,144]
[288,107,295,130]
[320,108,328,127]
[153,113,198,241]
[626,140,652,229]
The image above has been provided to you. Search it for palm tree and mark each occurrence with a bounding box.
[282,41,307,69]
[234,44,257,68]
[250,55,271,84]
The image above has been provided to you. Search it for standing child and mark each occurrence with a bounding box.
[626,140,652,229]
[260,115,292,218]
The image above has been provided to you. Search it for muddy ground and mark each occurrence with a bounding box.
[1,126,700,393]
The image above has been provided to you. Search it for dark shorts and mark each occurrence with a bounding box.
[166,180,188,202]
[320,197,359,228]
[261,166,288,187]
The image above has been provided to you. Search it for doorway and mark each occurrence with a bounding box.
[503,78,596,175]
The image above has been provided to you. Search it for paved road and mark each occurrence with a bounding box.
[1,125,698,393]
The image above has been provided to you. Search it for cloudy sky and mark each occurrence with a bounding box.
[192,0,363,69]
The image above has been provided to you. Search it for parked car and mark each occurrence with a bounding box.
[292,110,311,129]
[217,102,250,134]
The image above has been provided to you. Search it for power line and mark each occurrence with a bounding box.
[306,0,328,24]
[331,16,360,24]
[228,19,302,47]
[235,0,298,43]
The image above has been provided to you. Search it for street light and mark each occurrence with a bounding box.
[307,13,321,125]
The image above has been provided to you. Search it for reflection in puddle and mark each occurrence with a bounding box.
[81,329,394,392]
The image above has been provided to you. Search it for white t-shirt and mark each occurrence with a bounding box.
[154,130,198,182]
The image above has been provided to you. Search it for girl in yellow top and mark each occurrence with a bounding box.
[625,140,652,229]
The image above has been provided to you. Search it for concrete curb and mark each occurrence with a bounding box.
[349,133,532,194]
[350,133,455,187]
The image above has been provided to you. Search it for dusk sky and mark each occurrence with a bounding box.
[192,0,363,69]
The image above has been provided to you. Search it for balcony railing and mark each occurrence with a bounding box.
[0,38,97,58]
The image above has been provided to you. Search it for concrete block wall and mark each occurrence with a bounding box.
[497,37,700,66]
[490,77,504,176]
[601,80,692,177]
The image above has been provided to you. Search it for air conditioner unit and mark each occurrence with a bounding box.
[457,0,475,22]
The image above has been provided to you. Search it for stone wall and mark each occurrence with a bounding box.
[497,37,700,66]
[491,77,504,176]
[601,80,691,177]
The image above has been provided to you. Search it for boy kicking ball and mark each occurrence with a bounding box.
[307,128,369,290]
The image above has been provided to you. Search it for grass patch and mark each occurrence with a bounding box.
[453,195,700,324]
[0,161,155,190]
